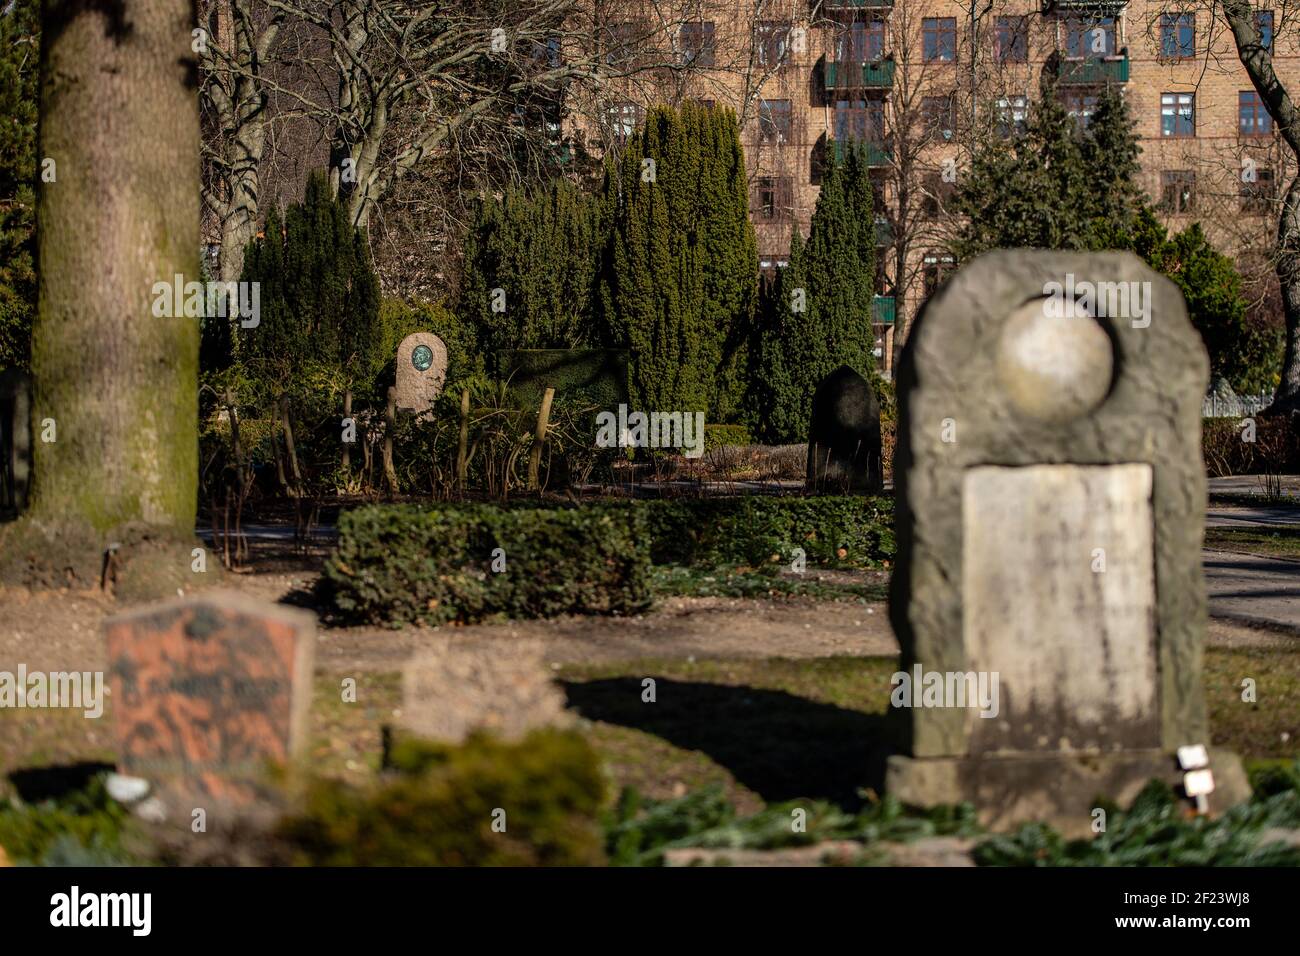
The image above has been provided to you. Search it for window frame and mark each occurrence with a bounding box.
[995,16,1029,64]
[1159,13,1196,61]
[923,17,957,64]
[1161,92,1196,138]
[1161,169,1196,213]
[759,98,795,144]
[1239,90,1273,137]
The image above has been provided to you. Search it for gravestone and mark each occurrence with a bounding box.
[886,250,1249,835]
[395,332,448,415]
[104,592,316,813]
[400,637,572,744]
[806,365,882,492]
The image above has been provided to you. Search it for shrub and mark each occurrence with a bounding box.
[501,348,629,413]
[323,496,892,624]
[322,502,653,626]
[703,423,752,450]
[639,495,893,569]
[0,776,136,866]
[277,729,607,866]
[1203,416,1300,477]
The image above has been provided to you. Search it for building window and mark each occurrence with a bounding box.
[1240,91,1273,135]
[1161,170,1195,213]
[1241,167,1274,214]
[759,99,794,143]
[680,21,715,67]
[1062,91,1099,130]
[604,102,644,144]
[838,18,886,62]
[995,16,1028,64]
[923,18,957,63]
[1160,13,1196,60]
[755,20,793,67]
[755,176,794,221]
[1161,92,1195,137]
[922,94,956,140]
[531,36,562,68]
[694,99,716,111]
[835,98,885,143]
[603,21,642,67]
[1258,11,1274,50]
[921,171,956,218]
[996,94,1028,138]
[1065,17,1116,59]
[923,252,956,296]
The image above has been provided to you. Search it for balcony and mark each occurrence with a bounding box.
[823,0,894,9]
[832,139,891,167]
[825,58,895,91]
[872,295,896,325]
[1042,0,1126,11]
[1057,54,1130,85]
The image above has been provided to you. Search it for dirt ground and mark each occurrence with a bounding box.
[0,568,1291,678]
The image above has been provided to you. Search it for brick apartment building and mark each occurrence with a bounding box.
[574,0,1293,378]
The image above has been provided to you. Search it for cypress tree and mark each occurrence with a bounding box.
[239,171,378,390]
[459,179,600,363]
[597,102,757,419]
[754,146,875,443]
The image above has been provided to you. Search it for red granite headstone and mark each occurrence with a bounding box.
[104,591,315,810]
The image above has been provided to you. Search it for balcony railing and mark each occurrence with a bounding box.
[872,295,896,325]
[1042,0,1126,11]
[832,139,891,167]
[1057,54,1130,85]
[824,0,894,9]
[825,58,896,90]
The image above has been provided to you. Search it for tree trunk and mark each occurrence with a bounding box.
[1221,0,1300,414]
[30,0,199,533]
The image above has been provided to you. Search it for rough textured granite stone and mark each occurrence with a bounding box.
[395,332,448,414]
[885,250,1248,829]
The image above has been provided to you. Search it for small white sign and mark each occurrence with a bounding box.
[1177,744,1209,770]
[1184,768,1216,797]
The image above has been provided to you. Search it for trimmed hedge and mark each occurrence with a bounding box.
[703,423,751,450]
[323,503,652,626]
[640,495,893,569]
[323,496,893,625]
[501,348,629,412]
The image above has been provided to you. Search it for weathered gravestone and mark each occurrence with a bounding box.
[395,332,448,415]
[806,365,883,492]
[104,592,315,813]
[400,637,572,744]
[887,250,1249,835]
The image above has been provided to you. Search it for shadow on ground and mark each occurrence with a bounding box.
[8,761,116,802]
[561,676,895,809]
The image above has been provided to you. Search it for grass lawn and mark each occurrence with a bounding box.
[1204,526,1300,559]
[295,646,1300,817]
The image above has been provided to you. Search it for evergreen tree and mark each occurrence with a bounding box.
[954,86,1272,392]
[597,102,757,418]
[0,0,38,371]
[753,145,875,443]
[459,178,602,364]
[239,172,379,391]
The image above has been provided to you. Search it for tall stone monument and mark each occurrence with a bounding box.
[395,332,448,415]
[886,250,1248,834]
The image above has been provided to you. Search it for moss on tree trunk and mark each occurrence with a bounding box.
[2,0,201,593]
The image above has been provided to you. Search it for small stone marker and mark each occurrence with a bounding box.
[395,332,448,415]
[104,591,316,812]
[887,250,1249,835]
[400,637,571,744]
[806,364,882,492]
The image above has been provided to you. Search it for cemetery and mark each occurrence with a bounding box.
[1,0,1300,889]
